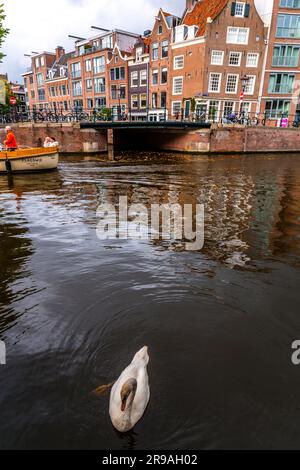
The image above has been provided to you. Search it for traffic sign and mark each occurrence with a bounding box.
[9,96,17,105]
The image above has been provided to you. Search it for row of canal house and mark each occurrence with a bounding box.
[22,0,300,121]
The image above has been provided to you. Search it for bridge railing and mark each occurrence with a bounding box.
[1,106,300,128]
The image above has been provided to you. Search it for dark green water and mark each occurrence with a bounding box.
[0,153,300,450]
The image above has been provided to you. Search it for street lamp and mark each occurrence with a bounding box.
[240,75,250,117]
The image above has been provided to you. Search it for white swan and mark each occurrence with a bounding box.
[109,346,150,433]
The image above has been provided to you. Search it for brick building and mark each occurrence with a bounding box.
[260,0,300,120]
[128,37,150,121]
[44,47,72,112]
[169,0,267,121]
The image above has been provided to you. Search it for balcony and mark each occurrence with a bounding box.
[276,27,300,38]
[272,55,299,66]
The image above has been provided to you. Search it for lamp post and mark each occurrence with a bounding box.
[240,75,250,118]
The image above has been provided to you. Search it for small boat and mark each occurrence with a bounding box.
[0,147,59,173]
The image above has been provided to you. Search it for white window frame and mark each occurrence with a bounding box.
[131,94,138,109]
[211,50,224,65]
[226,74,239,94]
[131,71,138,87]
[173,76,183,95]
[229,51,242,67]
[161,67,168,85]
[172,100,182,116]
[152,69,158,86]
[227,27,249,45]
[246,53,259,67]
[85,59,92,72]
[174,55,184,70]
[140,70,147,87]
[244,75,256,95]
[140,93,147,109]
[208,73,222,93]
[234,2,245,17]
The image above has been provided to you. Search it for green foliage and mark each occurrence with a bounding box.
[0,80,14,112]
[0,3,9,63]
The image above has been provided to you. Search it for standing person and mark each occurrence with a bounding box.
[4,126,18,151]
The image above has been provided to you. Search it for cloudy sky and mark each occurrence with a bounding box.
[0,0,272,82]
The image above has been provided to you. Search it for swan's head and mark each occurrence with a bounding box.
[120,378,137,412]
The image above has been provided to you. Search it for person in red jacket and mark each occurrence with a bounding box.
[4,126,18,151]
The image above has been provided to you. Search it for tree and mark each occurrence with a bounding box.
[0,3,9,63]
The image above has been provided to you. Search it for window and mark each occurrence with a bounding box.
[31,90,35,99]
[140,70,147,86]
[110,67,125,80]
[161,68,168,85]
[173,76,183,95]
[172,101,182,116]
[61,85,67,95]
[162,40,169,58]
[276,14,300,38]
[224,101,235,116]
[158,25,163,35]
[72,81,82,96]
[279,0,300,7]
[131,71,138,87]
[208,101,219,121]
[272,45,300,66]
[94,77,105,94]
[50,86,56,97]
[211,50,224,65]
[111,85,117,99]
[136,47,143,61]
[140,94,147,108]
[161,91,167,108]
[227,27,249,44]
[208,73,221,93]
[71,62,81,79]
[36,73,43,86]
[234,2,245,17]
[86,79,93,91]
[95,97,106,109]
[85,59,92,72]
[152,69,158,85]
[63,101,68,111]
[229,52,242,66]
[35,58,40,68]
[244,75,256,94]
[60,67,66,77]
[40,56,45,67]
[93,56,105,74]
[268,73,295,93]
[152,42,158,60]
[226,74,239,93]
[131,94,138,108]
[265,100,291,118]
[38,89,45,101]
[119,86,126,99]
[242,102,251,116]
[246,53,259,67]
[87,99,93,109]
[174,55,184,69]
[152,92,158,108]
[29,76,34,84]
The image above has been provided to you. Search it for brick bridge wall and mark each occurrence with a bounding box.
[1,123,300,154]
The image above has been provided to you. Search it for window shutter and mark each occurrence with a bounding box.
[231,2,236,16]
[245,4,250,17]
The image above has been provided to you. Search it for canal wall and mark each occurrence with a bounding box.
[1,123,300,155]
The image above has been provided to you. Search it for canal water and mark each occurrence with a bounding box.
[0,153,300,450]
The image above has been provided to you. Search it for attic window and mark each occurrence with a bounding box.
[231,2,250,18]
[158,25,163,35]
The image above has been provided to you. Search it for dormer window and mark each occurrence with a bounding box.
[231,2,250,18]
[136,47,143,61]
[48,70,54,79]
[60,67,66,77]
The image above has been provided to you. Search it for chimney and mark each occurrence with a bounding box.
[55,46,65,61]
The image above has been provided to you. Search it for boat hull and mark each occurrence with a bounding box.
[0,148,59,173]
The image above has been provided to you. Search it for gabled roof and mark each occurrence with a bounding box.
[46,52,73,80]
[183,0,228,37]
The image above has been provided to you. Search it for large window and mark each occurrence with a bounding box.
[276,14,300,38]
[71,62,81,79]
[265,100,291,118]
[174,55,184,69]
[227,27,249,44]
[229,51,242,66]
[86,79,93,91]
[36,73,43,86]
[272,45,300,66]
[152,42,158,60]
[110,67,125,80]
[152,69,158,85]
[223,101,235,116]
[226,74,239,93]
[161,68,168,85]
[72,81,82,96]
[244,75,256,94]
[111,85,117,99]
[95,97,106,109]
[279,0,300,7]
[85,59,92,72]
[173,76,183,95]
[131,71,138,87]
[161,40,169,58]
[208,73,221,92]
[211,50,224,65]
[38,89,45,101]
[268,73,295,93]
[140,70,147,86]
[94,77,105,94]
[93,56,105,74]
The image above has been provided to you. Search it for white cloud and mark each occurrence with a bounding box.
[0,0,183,81]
